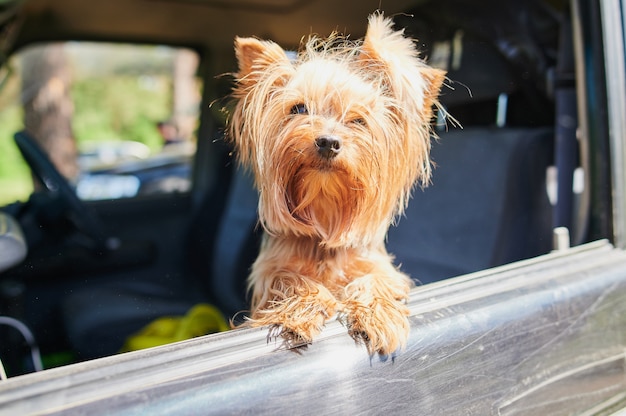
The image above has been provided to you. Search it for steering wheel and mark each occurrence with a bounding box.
[14,131,112,251]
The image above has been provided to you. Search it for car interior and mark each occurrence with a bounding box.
[0,0,592,377]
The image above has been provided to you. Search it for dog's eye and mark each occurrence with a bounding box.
[290,103,308,115]
[351,117,366,126]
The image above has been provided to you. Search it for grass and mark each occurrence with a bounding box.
[0,177,32,204]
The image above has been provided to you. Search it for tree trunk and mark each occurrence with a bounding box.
[21,43,78,182]
[172,48,199,141]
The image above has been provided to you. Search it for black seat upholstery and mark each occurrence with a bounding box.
[207,168,258,319]
[388,127,554,284]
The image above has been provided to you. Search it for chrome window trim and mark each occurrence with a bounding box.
[600,0,626,248]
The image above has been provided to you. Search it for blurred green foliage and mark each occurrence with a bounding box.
[72,75,170,151]
[0,75,32,205]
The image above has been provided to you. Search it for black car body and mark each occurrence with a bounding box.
[1,0,626,414]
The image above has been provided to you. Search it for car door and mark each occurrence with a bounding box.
[0,42,211,365]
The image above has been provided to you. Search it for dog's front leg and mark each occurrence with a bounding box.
[342,261,413,355]
[248,271,338,347]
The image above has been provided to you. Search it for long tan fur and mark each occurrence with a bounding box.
[228,13,445,355]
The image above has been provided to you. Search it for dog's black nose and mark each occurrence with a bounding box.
[315,136,342,159]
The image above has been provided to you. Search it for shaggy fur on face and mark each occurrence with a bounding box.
[228,13,445,355]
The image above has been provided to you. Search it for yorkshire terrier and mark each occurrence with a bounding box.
[228,13,445,355]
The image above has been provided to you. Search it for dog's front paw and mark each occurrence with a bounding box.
[342,297,410,356]
[249,287,338,348]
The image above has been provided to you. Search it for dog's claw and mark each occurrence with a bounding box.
[266,324,313,351]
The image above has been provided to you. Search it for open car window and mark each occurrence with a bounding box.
[0,42,201,204]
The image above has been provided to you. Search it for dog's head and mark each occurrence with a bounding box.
[229,14,445,248]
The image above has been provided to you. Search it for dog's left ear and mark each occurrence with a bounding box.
[359,14,446,120]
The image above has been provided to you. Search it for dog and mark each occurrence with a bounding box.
[228,13,445,355]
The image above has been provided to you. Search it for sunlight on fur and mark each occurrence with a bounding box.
[227,13,446,355]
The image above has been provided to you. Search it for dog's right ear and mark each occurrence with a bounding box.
[234,37,291,83]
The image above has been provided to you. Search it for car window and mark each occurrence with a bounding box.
[0,42,202,205]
